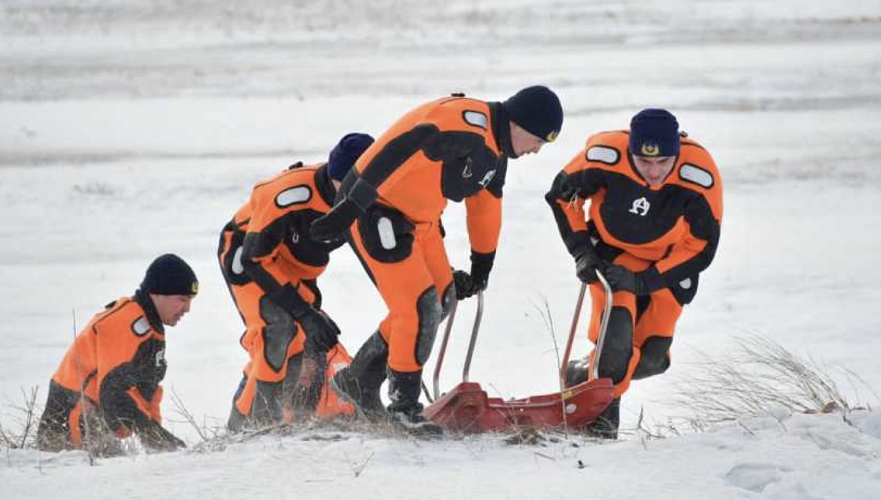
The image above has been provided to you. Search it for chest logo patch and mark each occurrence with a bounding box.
[478,169,496,188]
[155,348,166,367]
[629,197,651,216]
[462,157,473,178]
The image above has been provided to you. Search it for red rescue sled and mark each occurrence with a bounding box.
[424,273,616,433]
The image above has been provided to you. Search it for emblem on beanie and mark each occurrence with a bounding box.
[191,281,199,295]
[629,197,650,216]
[640,143,660,156]
[546,130,559,142]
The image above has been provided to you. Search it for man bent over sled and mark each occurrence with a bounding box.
[311,86,564,434]
[546,109,723,439]
[219,133,374,430]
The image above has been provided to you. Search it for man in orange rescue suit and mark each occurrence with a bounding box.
[546,109,723,439]
[219,133,374,431]
[36,254,197,453]
[310,86,564,434]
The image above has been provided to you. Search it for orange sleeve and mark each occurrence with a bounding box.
[465,189,502,254]
[545,146,604,257]
[654,146,724,281]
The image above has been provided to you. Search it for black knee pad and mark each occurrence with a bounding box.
[633,336,672,380]
[596,307,633,385]
[415,286,442,366]
[357,205,416,263]
[259,296,296,373]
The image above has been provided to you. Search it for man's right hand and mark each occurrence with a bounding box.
[139,421,186,452]
[453,270,475,300]
[297,308,340,352]
[575,249,603,284]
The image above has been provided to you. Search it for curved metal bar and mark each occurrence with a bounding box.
[432,298,459,401]
[462,290,485,383]
[560,282,588,385]
[590,270,613,381]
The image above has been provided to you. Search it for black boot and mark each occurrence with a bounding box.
[565,356,590,388]
[386,369,443,436]
[331,331,389,420]
[228,376,284,432]
[584,397,620,440]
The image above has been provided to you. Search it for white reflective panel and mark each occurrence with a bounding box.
[377,217,397,250]
[463,110,488,129]
[276,185,311,206]
[680,164,713,188]
[133,317,151,336]
[680,278,692,289]
[232,246,244,275]
[586,146,619,164]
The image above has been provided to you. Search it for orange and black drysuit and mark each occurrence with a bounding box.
[218,162,352,429]
[330,95,513,413]
[36,289,178,452]
[546,130,723,398]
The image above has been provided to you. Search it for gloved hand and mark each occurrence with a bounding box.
[310,198,360,243]
[452,269,475,300]
[604,265,650,295]
[574,248,603,284]
[297,307,340,353]
[469,251,495,292]
[138,421,186,452]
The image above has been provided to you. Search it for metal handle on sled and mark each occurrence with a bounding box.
[431,290,484,401]
[560,269,613,385]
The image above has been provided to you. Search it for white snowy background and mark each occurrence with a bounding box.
[2,1,881,498]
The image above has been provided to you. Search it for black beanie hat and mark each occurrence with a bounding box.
[327,133,375,181]
[141,254,199,296]
[629,108,680,157]
[502,85,563,142]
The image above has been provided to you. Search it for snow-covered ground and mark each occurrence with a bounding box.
[2,1,881,498]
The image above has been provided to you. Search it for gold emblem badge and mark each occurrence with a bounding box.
[640,142,660,156]
[546,130,559,142]
[191,281,200,295]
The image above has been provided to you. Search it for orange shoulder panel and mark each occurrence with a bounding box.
[52,298,153,397]
[669,139,724,221]
[246,164,328,233]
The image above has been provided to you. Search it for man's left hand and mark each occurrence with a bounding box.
[469,251,495,292]
[604,265,647,295]
[453,270,475,300]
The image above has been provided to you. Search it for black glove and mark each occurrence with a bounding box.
[297,307,340,353]
[310,198,361,243]
[605,265,661,295]
[574,248,603,284]
[470,251,495,292]
[138,421,186,452]
[452,269,475,300]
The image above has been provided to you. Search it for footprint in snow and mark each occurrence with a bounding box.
[724,462,791,493]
